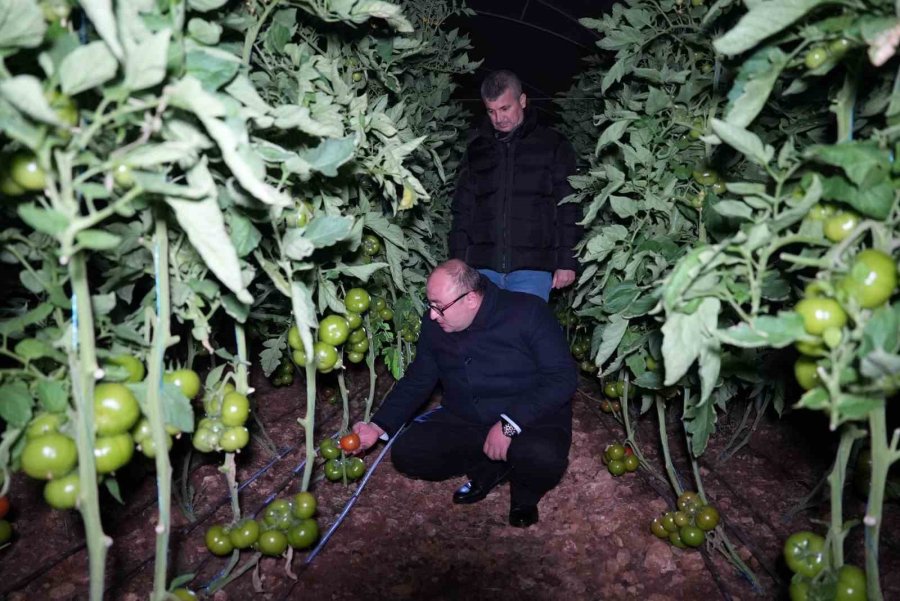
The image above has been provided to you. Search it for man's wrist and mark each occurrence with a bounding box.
[499,414,521,438]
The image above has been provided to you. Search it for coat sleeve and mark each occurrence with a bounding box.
[370,317,441,436]
[448,148,474,261]
[551,135,582,272]
[502,303,577,429]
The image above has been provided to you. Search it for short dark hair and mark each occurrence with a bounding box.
[480,70,523,101]
[438,259,486,295]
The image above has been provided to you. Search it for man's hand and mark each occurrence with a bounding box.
[552,269,576,289]
[352,421,385,454]
[483,422,512,461]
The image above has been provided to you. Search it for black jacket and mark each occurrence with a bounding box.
[371,280,576,436]
[448,110,581,273]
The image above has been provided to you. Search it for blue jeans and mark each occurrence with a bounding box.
[479,269,552,302]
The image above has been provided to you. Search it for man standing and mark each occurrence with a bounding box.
[353,260,576,527]
[448,70,581,301]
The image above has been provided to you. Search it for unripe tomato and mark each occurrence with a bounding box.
[680,525,706,547]
[21,433,77,480]
[695,505,720,530]
[829,38,852,57]
[229,518,260,549]
[795,297,847,335]
[320,438,341,460]
[346,350,365,364]
[606,443,626,461]
[171,589,198,601]
[677,491,700,511]
[105,355,145,383]
[164,369,201,399]
[205,524,234,556]
[623,455,639,472]
[692,167,719,186]
[783,531,825,577]
[711,181,727,195]
[0,168,25,196]
[349,337,369,354]
[138,432,173,458]
[806,203,834,221]
[45,89,78,126]
[344,288,371,314]
[650,517,669,538]
[661,512,678,532]
[93,433,135,474]
[288,325,303,350]
[318,315,350,346]
[287,518,318,549]
[603,382,620,399]
[835,565,866,601]
[9,152,46,191]
[668,530,687,548]
[192,427,219,453]
[220,426,249,452]
[794,358,822,390]
[292,348,307,366]
[257,529,288,556]
[313,342,339,372]
[43,471,80,509]
[220,391,250,427]
[823,211,860,242]
[292,201,313,227]
[263,498,294,531]
[324,458,344,481]
[26,412,67,440]
[840,249,897,308]
[345,312,363,330]
[0,519,11,545]
[804,47,829,70]
[292,491,317,519]
[345,456,366,479]
[607,459,625,476]
[94,382,141,436]
[379,307,394,321]
[112,164,134,188]
[361,234,382,256]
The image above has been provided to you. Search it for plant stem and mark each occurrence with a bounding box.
[147,215,175,600]
[301,362,317,492]
[223,452,241,522]
[865,405,893,601]
[655,395,683,496]
[364,315,377,422]
[337,369,350,433]
[828,425,863,567]
[68,252,108,601]
[242,0,282,64]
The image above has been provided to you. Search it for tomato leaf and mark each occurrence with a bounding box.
[79,0,124,60]
[333,262,389,282]
[662,297,720,386]
[0,0,46,50]
[14,338,61,362]
[60,41,119,96]
[714,0,833,56]
[0,75,64,126]
[716,313,807,348]
[0,302,53,337]
[684,392,717,456]
[125,29,171,91]
[724,46,788,127]
[593,314,628,371]
[711,118,774,166]
[860,348,900,380]
[36,379,68,413]
[187,0,228,11]
[76,229,122,251]
[17,203,69,236]
[104,477,125,504]
[186,44,240,91]
[303,215,354,249]
[0,381,33,427]
[260,336,286,378]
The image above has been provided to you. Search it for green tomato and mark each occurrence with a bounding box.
[668,530,687,548]
[783,531,826,578]
[256,529,288,556]
[661,512,678,533]
[138,432,173,458]
[0,519,12,545]
[650,517,669,538]
[673,511,691,527]
[93,433,135,474]
[789,577,810,601]
[292,348,308,366]
[345,312,363,330]
[219,426,249,452]
[220,391,250,427]
[605,443,626,461]
[829,38,853,58]
[0,168,25,197]
[263,498,295,531]
[603,382,620,399]
[288,325,303,350]
[318,315,350,346]
[21,433,77,480]
[26,412,67,440]
[623,454,640,472]
[795,297,847,335]
[205,524,234,556]
[345,456,366,480]
[372,297,387,312]
[348,337,369,354]
[362,234,382,256]
[824,211,860,242]
[348,327,367,344]
[229,518,260,549]
[680,525,706,547]
[324,458,345,482]
[313,342,339,372]
[320,438,341,460]
[804,47,829,70]
[192,427,219,453]
[45,89,78,126]
[344,288,371,314]
[795,338,826,357]
[710,181,727,195]
[287,518,318,549]
[292,491,317,519]
[94,382,141,436]
[807,204,834,221]
[171,589,198,601]
[112,164,135,188]
[692,167,719,186]
[164,369,201,399]
[695,505,720,531]
[379,307,394,322]
[106,355,145,383]
[794,358,822,391]
[607,459,625,477]
[9,152,46,191]
[43,471,80,509]
[346,350,365,364]
[841,249,897,308]
[835,565,867,601]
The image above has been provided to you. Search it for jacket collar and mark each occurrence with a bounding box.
[465,278,499,332]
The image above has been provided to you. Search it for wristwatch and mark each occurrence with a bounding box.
[499,415,519,438]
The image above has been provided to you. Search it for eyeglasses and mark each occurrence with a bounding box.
[427,291,471,317]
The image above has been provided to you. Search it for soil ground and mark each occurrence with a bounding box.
[1,363,899,601]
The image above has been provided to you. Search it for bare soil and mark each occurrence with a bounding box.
[2,364,899,601]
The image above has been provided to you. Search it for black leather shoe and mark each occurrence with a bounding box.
[509,504,539,528]
[452,468,511,505]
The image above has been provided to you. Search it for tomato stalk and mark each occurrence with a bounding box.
[147,214,176,601]
[864,405,899,601]
[827,425,864,568]
[363,314,377,422]
[222,452,241,522]
[619,379,665,483]
[300,361,317,492]
[337,369,350,433]
[67,251,109,601]
[655,395,683,496]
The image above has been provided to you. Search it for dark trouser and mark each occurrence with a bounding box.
[391,408,571,506]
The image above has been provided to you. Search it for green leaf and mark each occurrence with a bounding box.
[0,302,53,337]
[186,44,240,91]
[860,348,900,380]
[18,203,69,236]
[684,394,716,456]
[713,200,753,219]
[283,229,315,261]
[662,298,721,386]
[334,262,389,281]
[60,41,119,95]
[0,0,46,50]
[36,379,68,413]
[304,215,354,249]
[259,337,286,377]
[293,136,356,178]
[596,120,630,152]
[594,315,628,369]
[166,162,253,304]
[0,75,64,126]
[187,19,222,45]
[227,213,261,258]
[807,143,891,188]
[80,0,123,59]
[835,394,883,423]
[717,312,807,348]
[187,0,228,10]
[714,0,835,56]
[820,175,893,220]
[351,0,413,32]
[104,477,124,504]
[14,338,59,361]
[125,29,171,91]
[291,281,318,357]
[724,47,788,127]
[711,118,773,165]
[602,282,641,314]
[76,229,122,251]
[0,97,43,149]
[861,304,900,355]
[0,380,33,427]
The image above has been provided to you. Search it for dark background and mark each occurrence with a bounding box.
[447,0,615,126]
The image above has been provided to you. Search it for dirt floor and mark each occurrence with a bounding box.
[2,363,899,601]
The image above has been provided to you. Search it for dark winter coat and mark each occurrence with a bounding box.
[448,110,581,274]
[370,280,577,436]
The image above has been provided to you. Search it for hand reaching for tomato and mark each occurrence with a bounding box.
[351,421,385,453]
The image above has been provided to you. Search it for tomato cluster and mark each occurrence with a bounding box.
[270,356,295,387]
[649,491,719,549]
[793,247,897,390]
[601,442,639,476]
[193,382,251,454]
[783,530,866,600]
[320,437,367,483]
[205,491,319,558]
